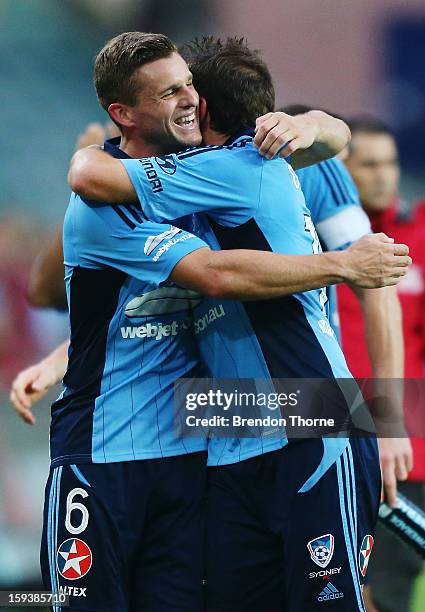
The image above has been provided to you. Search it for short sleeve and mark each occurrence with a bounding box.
[297,158,371,251]
[64,194,208,286]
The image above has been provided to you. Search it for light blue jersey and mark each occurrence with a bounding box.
[297,158,371,338]
[51,141,208,467]
[121,134,355,471]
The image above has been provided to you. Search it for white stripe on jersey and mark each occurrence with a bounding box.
[315,206,371,251]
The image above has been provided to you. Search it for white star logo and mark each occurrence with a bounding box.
[58,539,91,577]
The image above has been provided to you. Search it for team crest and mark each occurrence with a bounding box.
[358,535,374,577]
[307,534,335,568]
[154,155,177,175]
[57,538,92,580]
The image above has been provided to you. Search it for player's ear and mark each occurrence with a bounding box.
[199,97,208,129]
[108,103,134,129]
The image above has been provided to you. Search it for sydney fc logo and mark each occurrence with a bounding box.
[57,538,92,580]
[155,155,177,175]
[307,534,335,568]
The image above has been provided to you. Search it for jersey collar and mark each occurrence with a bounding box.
[103,137,131,159]
[224,127,255,146]
[105,130,254,155]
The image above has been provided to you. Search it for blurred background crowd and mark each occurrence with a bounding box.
[1,0,424,610]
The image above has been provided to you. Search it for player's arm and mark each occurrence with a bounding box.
[26,227,67,308]
[76,195,410,303]
[10,340,69,424]
[172,235,410,299]
[70,158,411,295]
[254,110,351,168]
[77,198,410,301]
[69,143,258,223]
[14,244,408,425]
[350,284,413,506]
[353,285,403,379]
[69,146,136,203]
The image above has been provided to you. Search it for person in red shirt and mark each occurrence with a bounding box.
[339,116,425,612]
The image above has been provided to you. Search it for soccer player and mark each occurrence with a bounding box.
[32,33,410,612]
[69,37,411,611]
[339,116,425,612]
[282,105,412,509]
[280,105,372,340]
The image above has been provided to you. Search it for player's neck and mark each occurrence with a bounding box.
[119,134,163,159]
[202,126,228,146]
[119,128,228,156]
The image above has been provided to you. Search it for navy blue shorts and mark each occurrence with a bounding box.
[41,453,207,612]
[205,437,380,612]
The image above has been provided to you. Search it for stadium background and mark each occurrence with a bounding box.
[0,0,424,609]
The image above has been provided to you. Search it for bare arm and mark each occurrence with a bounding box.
[12,238,410,422]
[254,110,351,168]
[173,249,347,299]
[172,234,410,300]
[351,285,413,506]
[26,228,67,309]
[71,152,416,297]
[353,285,404,378]
[10,340,69,424]
[68,146,135,203]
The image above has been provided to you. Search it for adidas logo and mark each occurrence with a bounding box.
[317,582,344,602]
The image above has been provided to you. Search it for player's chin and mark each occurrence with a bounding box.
[369,197,392,212]
[173,125,202,147]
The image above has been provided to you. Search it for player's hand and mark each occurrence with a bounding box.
[254,112,319,159]
[75,123,106,152]
[10,361,60,424]
[105,121,121,140]
[363,584,379,612]
[74,122,120,153]
[378,437,413,507]
[344,233,411,288]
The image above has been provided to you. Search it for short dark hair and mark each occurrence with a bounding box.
[181,36,275,136]
[346,115,393,138]
[280,104,313,116]
[94,32,177,110]
[281,104,345,122]
[345,116,395,156]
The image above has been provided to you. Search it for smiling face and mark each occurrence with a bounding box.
[125,52,202,153]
